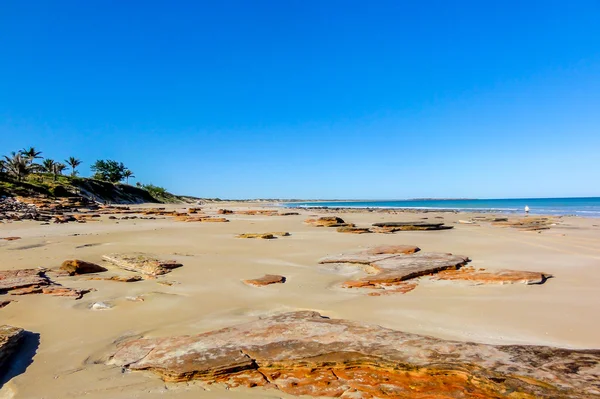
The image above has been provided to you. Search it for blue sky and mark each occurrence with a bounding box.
[1,1,599,199]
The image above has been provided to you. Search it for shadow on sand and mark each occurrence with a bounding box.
[0,331,40,389]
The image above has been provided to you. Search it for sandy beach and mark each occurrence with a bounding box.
[1,203,600,398]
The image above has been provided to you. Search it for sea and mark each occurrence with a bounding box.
[284,197,600,217]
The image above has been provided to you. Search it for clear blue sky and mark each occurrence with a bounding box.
[1,1,599,199]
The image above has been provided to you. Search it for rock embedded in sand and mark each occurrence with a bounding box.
[236,233,275,239]
[1,236,21,241]
[0,269,51,292]
[492,217,554,231]
[41,286,91,299]
[305,216,350,227]
[108,311,600,398]
[434,266,551,285]
[91,301,113,310]
[86,275,143,283]
[217,209,234,214]
[341,252,469,290]
[318,245,420,265]
[1,300,13,308]
[371,221,453,231]
[60,259,108,276]
[336,226,371,234]
[243,274,286,287]
[236,232,290,239]
[102,253,183,276]
[0,325,25,370]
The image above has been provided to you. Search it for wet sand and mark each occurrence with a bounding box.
[1,203,600,398]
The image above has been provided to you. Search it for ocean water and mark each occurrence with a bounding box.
[285,197,600,217]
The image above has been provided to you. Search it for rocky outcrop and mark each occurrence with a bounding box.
[101,253,183,276]
[217,209,234,214]
[339,252,469,292]
[243,275,286,287]
[492,217,555,231]
[0,269,51,292]
[60,259,107,276]
[1,236,21,241]
[371,221,453,231]
[86,275,143,283]
[0,268,89,299]
[318,246,550,295]
[0,325,25,371]
[336,226,371,234]
[305,216,350,227]
[318,245,420,265]
[108,311,600,398]
[236,232,290,239]
[434,266,551,285]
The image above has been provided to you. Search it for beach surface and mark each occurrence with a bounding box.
[1,202,600,398]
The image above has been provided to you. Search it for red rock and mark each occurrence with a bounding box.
[243,275,286,287]
[217,209,234,214]
[60,259,107,276]
[0,300,12,308]
[0,269,50,292]
[1,237,21,241]
[108,311,600,398]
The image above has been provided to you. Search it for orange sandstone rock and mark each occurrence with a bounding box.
[108,311,600,398]
[243,274,286,287]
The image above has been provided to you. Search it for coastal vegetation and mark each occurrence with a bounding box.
[0,147,185,203]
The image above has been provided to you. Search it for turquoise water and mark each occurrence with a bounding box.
[285,197,600,217]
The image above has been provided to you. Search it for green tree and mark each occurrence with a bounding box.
[42,159,56,173]
[90,159,127,183]
[3,153,33,181]
[65,157,82,177]
[19,147,43,166]
[123,169,135,184]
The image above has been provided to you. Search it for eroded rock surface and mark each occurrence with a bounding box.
[305,216,350,227]
[492,217,555,231]
[0,269,50,292]
[237,232,290,239]
[102,253,183,276]
[243,274,286,287]
[109,311,600,398]
[434,266,551,285]
[318,246,550,295]
[336,226,371,234]
[0,325,24,370]
[371,221,453,231]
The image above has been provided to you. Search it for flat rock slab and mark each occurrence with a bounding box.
[434,266,552,285]
[86,275,143,283]
[236,232,290,239]
[349,252,469,287]
[0,269,51,292]
[102,253,183,276]
[336,226,371,234]
[371,221,453,231]
[492,217,554,231]
[318,245,420,265]
[243,274,286,287]
[0,325,24,370]
[108,311,600,398]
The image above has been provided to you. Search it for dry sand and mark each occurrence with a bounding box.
[1,203,599,398]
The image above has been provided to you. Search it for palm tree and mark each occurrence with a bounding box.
[52,162,66,181]
[2,153,32,181]
[0,159,6,175]
[42,159,56,173]
[123,169,135,184]
[19,147,43,166]
[65,157,82,177]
